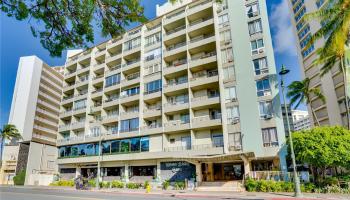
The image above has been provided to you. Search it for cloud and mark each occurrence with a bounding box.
[269,0,298,56]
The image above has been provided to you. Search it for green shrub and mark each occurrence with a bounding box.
[111,180,124,188]
[101,181,111,188]
[88,179,96,187]
[143,180,150,189]
[126,182,142,189]
[162,180,170,190]
[281,181,294,192]
[244,178,258,192]
[49,180,74,187]
[13,170,26,185]
[303,182,316,193]
[322,177,339,187]
[174,181,185,190]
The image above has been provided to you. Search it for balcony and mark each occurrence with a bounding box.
[103,98,119,108]
[164,141,224,153]
[189,52,216,69]
[59,124,71,132]
[191,95,220,109]
[33,125,57,136]
[105,64,122,76]
[164,120,190,132]
[91,88,103,98]
[163,79,188,94]
[163,59,187,76]
[35,116,58,128]
[93,63,105,71]
[121,72,140,88]
[143,107,162,118]
[105,51,122,63]
[37,99,59,112]
[76,66,90,75]
[75,77,89,88]
[120,93,139,104]
[102,114,119,124]
[59,109,72,118]
[72,106,86,115]
[120,110,139,120]
[188,18,214,33]
[191,114,222,129]
[32,133,56,144]
[107,37,123,49]
[63,83,75,92]
[61,95,74,104]
[164,10,185,25]
[163,100,189,113]
[123,44,141,56]
[187,0,212,16]
[145,24,161,37]
[188,34,215,50]
[38,91,61,105]
[190,70,218,88]
[164,25,186,41]
[123,59,140,72]
[74,92,88,101]
[104,81,121,93]
[90,103,102,113]
[78,50,92,61]
[164,42,187,58]
[144,88,162,101]
[141,123,162,135]
[227,118,241,133]
[92,75,104,85]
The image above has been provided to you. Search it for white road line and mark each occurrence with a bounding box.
[0,191,104,200]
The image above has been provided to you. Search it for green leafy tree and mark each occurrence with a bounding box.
[13,170,26,185]
[291,126,350,182]
[0,124,22,160]
[304,0,350,128]
[287,78,326,126]
[0,0,147,57]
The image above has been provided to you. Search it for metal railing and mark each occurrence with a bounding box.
[164,142,223,152]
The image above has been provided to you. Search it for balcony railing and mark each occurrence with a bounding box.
[164,78,188,87]
[142,122,162,130]
[144,88,162,95]
[73,106,86,111]
[106,64,122,74]
[189,17,213,27]
[125,58,140,66]
[93,74,104,80]
[166,10,185,20]
[191,51,216,61]
[165,25,186,36]
[105,98,119,103]
[92,88,103,94]
[191,94,220,102]
[191,70,218,81]
[144,106,161,113]
[192,114,221,123]
[164,119,189,127]
[164,141,223,152]
[164,99,189,107]
[124,72,140,81]
[165,41,187,52]
[190,34,215,44]
[166,59,187,68]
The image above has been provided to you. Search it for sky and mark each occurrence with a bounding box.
[0,0,302,128]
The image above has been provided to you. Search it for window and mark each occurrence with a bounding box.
[259,101,273,118]
[246,3,259,18]
[220,30,231,42]
[253,57,268,75]
[223,65,235,80]
[141,137,149,152]
[168,94,189,104]
[180,113,190,124]
[218,14,229,28]
[120,118,139,132]
[124,37,141,51]
[60,168,76,174]
[120,139,130,152]
[105,74,121,87]
[226,106,240,121]
[221,47,234,63]
[102,141,111,154]
[144,48,161,61]
[74,99,86,110]
[145,32,161,47]
[145,79,162,94]
[111,140,120,153]
[251,39,264,55]
[248,19,262,35]
[225,86,237,101]
[90,127,101,136]
[144,63,161,75]
[101,167,121,177]
[228,132,242,149]
[121,86,140,97]
[130,137,141,152]
[256,79,271,97]
[262,128,279,147]
[212,133,224,147]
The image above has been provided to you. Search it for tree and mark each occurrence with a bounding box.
[304,0,350,128]
[287,78,326,126]
[0,124,22,160]
[291,126,350,182]
[0,0,147,57]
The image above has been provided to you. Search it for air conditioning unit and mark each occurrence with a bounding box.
[264,114,273,120]
[231,97,237,102]
[217,7,222,12]
[259,48,265,53]
[231,118,240,124]
[235,145,242,150]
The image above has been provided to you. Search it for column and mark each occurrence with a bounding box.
[240,155,251,178]
[195,162,202,184]
[124,163,129,182]
[76,167,81,178]
[207,162,214,181]
[156,160,161,182]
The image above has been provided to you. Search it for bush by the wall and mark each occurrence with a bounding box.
[49,180,74,187]
[162,180,170,190]
[126,182,142,189]
[13,170,26,185]
[244,179,317,193]
[174,181,185,190]
[111,180,124,188]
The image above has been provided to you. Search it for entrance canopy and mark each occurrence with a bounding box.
[171,152,256,164]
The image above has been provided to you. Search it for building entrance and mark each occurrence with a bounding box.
[202,162,244,181]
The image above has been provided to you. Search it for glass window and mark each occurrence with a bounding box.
[145,32,161,47]
[228,132,242,148]
[262,128,279,147]
[111,140,120,153]
[225,86,237,100]
[256,79,271,97]
[65,146,71,157]
[74,99,86,110]
[253,57,268,75]
[218,14,229,27]
[180,113,190,123]
[130,138,141,152]
[79,144,86,156]
[71,145,79,156]
[145,79,162,94]
[259,101,273,117]
[248,19,262,35]
[246,3,259,18]
[221,47,234,64]
[227,106,240,121]
[102,141,111,154]
[220,30,231,42]
[59,147,65,158]
[141,137,149,152]
[124,37,141,51]
[121,118,139,132]
[145,63,161,75]
[251,39,264,54]
[144,48,161,61]
[105,74,121,87]
[120,139,130,153]
[223,65,235,80]
[86,144,95,156]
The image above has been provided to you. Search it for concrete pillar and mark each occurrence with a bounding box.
[207,163,214,181]
[240,155,251,178]
[195,162,202,184]
[76,167,81,178]
[156,160,161,182]
[124,163,129,182]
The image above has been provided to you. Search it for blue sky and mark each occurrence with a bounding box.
[0,0,302,128]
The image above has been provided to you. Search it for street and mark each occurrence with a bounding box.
[0,186,263,200]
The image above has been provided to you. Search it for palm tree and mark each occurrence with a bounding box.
[287,78,326,126]
[0,124,22,160]
[304,0,350,127]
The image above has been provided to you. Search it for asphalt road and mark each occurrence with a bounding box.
[0,186,265,200]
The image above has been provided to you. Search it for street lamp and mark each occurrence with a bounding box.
[279,65,302,198]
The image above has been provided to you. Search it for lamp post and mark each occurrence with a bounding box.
[279,65,302,197]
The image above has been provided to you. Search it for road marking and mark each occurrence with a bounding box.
[0,191,104,200]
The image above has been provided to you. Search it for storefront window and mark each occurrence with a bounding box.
[120,139,130,153]
[102,141,111,154]
[111,140,120,153]
[130,138,140,152]
[141,137,149,152]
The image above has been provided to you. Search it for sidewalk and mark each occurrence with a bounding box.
[2,185,349,200]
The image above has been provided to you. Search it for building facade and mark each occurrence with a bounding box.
[57,0,286,184]
[291,109,311,131]
[281,104,294,136]
[3,56,63,185]
[288,0,350,127]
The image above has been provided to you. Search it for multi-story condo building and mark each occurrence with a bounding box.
[2,56,63,185]
[292,109,309,122]
[281,104,294,136]
[293,117,311,131]
[56,0,286,187]
[288,0,350,127]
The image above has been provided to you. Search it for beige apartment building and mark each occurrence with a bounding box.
[1,56,63,185]
[56,0,287,188]
[288,0,350,127]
